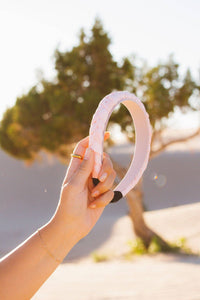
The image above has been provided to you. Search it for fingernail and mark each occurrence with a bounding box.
[84,148,92,160]
[91,190,100,197]
[90,203,96,209]
[99,172,107,182]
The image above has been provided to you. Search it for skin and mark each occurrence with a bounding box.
[0,132,116,300]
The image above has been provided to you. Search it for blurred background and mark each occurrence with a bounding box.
[0,0,200,299]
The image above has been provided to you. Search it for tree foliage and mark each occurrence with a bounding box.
[0,18,199,161]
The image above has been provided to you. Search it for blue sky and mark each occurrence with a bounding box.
[0,0,199,128]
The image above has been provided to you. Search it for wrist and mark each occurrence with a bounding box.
[39,210,80,263]
[53,205,82,244]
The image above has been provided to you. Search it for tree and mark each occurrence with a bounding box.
[0,18,199,249]
[0,18,132,160]
[112,56,200,248]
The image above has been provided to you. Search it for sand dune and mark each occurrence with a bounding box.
[0,129,200,299]
[33,202,200,300]
[1,142,200,260]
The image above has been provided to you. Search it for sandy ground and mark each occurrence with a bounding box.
[32,203,200,300]
[33,256,200,300]
[0,128,200,299]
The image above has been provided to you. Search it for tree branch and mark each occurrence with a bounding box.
[150,127,200,159]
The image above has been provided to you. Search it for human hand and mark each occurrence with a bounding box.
[0,133,115,300]
[55,132,116,243]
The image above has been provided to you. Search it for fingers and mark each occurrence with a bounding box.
[73,131,110,159]
[91,171,116,197]
[89,152,116,208]
[69,148,94,188]
[89,190,114,208]
[63,131,110,184]
[91,152,116,197]
[98,152,113,182]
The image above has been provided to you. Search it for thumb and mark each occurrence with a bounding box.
[71,148,94,187]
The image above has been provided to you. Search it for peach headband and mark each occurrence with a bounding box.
[89,91,152,203]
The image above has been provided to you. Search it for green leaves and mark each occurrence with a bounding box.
[0,19,199,161]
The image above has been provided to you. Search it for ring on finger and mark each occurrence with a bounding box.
[70,153,83,160]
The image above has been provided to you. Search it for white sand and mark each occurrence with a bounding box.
[33,258,200,300]
[0,128,200,299]
[33,202,200,300]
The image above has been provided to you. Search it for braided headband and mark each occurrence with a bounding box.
[89,91,152,203]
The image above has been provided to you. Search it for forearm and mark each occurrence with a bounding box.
[0,211,78,300]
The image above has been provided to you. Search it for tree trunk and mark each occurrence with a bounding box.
[126,178,154,247]
[112,160,170,250]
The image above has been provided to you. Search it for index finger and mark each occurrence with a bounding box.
[63,131,110,184]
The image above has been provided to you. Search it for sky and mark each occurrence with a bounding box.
[0,0,200,129]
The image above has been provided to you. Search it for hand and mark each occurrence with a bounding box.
[0,134,116,300]
[55,132,116,243]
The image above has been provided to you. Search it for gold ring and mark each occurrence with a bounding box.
[70,153,83,160]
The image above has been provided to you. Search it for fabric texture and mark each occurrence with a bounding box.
[89,91,152,197]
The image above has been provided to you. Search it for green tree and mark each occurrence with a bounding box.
[0,18,199,249]
[0,18,131,160]
[113,56,200,248]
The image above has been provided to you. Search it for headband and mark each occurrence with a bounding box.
[89,91,152,203]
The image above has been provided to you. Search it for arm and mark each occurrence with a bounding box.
[0,133,116,300]
[0,215,76,300]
